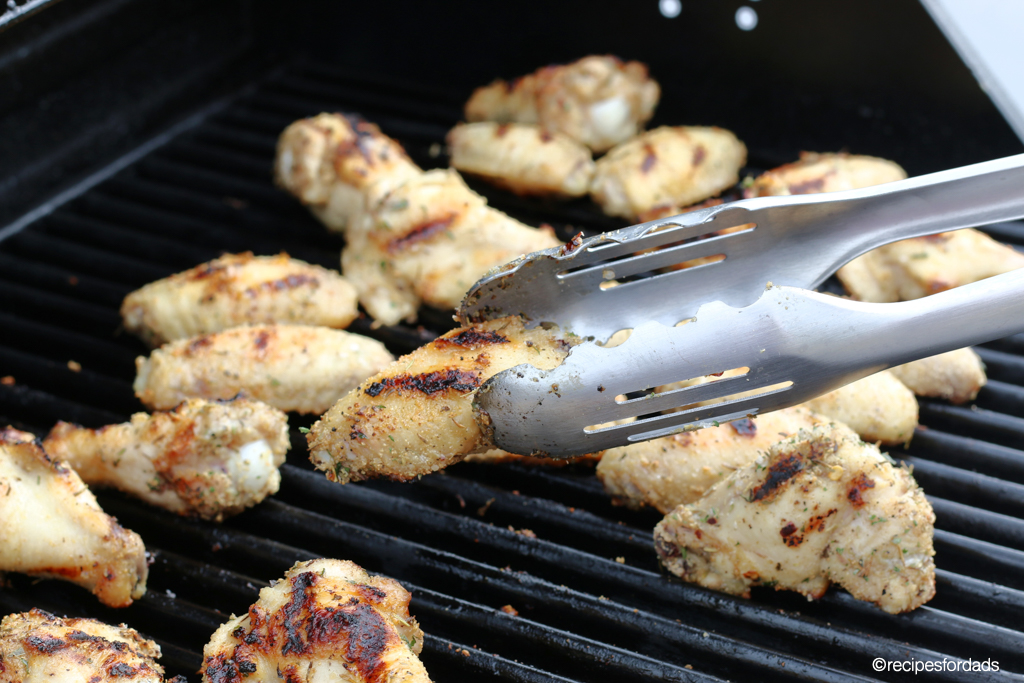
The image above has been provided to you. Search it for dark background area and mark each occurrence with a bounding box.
[2,0,1023,226]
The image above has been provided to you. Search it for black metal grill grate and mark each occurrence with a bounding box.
[1,60,1024,682]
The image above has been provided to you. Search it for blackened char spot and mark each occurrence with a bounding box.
[806,508,838,533]
[434,328,509,349]
[749,454,804,502]
[67,630,104,643]
[780,522,803,547]
[847,473,875,508]
[281,572,319,655]
[387,213,458,252]
[365,369,480,397]
[204,654,242,683]
[107,662,137,677]
[308,603,392,682]
[254,329,272,352]
[26,635,66,653]
[641,144,657,173]
[729,418,757,437]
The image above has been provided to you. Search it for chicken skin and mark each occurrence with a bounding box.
[43,398,290,522]
[598,407,830,513]
[201,559,431,683]
[134,324,394,415]
[836,228,1024,302]
[275,113,422,234]
[654,422,936,614]
[465,55,660,152]
[121,252,359,347]
[307,316,578,484]
[801,370,918,445]
[341,169,560,326]
[0,428,147,608]
[890,348,987,404]
[743,152,906,198]
[589,126,747,221]
[0,609,168,683]
[446,122,595,197]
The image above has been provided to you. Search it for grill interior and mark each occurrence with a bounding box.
[2,59,1024,682]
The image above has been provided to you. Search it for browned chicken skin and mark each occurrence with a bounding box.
[0,428,148,608]
[121,252,359,347]
[654,422,936,614]
[201,559,432,683]
[307,316,579,484]
[0,609,168,682]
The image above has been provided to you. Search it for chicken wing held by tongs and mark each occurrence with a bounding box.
[459,154,1024,458]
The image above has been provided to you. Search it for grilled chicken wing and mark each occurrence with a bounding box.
[43,398,289,522]
[802,370,918,445]
[307,316,578,483]
[465,55,660,152]
[654,422,936,614]
[340,169,560,326]
[121,252,359,347]
[890,348,987,404]
[598,407,829,513]
[836,228,1024,302]
[201,558,431,683]
[275,113,422,234]
[446,122,595,197]
[743,152,906,198]
[589,126,747,221]
[134,324,394,415]
[0,428,147,608]
[0,608,167,683]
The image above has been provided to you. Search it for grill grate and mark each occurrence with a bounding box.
[1,59,1023,682]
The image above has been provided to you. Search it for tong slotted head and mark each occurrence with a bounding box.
[458,154,1024,458]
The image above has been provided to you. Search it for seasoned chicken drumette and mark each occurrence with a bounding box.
[890,348,987,404]
[0,609,169,683]
[121,252,359,347]
[743,152,906,198]
[465,55,660,152]
[134,324,394,415]
[589,126,747,221]
[43,398,290,522]
[341,169,560,326]
[201,559,432,683]
[836,228,1024,302]
[0,428,147,608]
[801,370,918,445]
[654,422,936,614]
[308,316,579,483]
[446,122,595,197]
[275,113,422,234]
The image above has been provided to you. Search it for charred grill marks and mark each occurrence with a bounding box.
[387,213,458,253]
[365,369,480,397]
[433,329,509,349]
[749,453,804,502]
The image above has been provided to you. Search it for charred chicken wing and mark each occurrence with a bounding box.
[133,324,394,415]
[465,55,660,152]
[0,609,167,683]
[121,252,359,347]
[589,126,747,221]
[654,422,936,614]
[307,316,578,483]
[201,558,431,683]
[0,428,147,608]
[447,122,595,197]
[43,398,290,522]
[275,113,422,234]
[341,169,560,326]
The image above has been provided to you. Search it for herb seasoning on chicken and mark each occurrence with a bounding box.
[654,422,936,614]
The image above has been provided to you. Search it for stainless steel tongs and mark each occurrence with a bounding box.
[457,154,1024,458]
